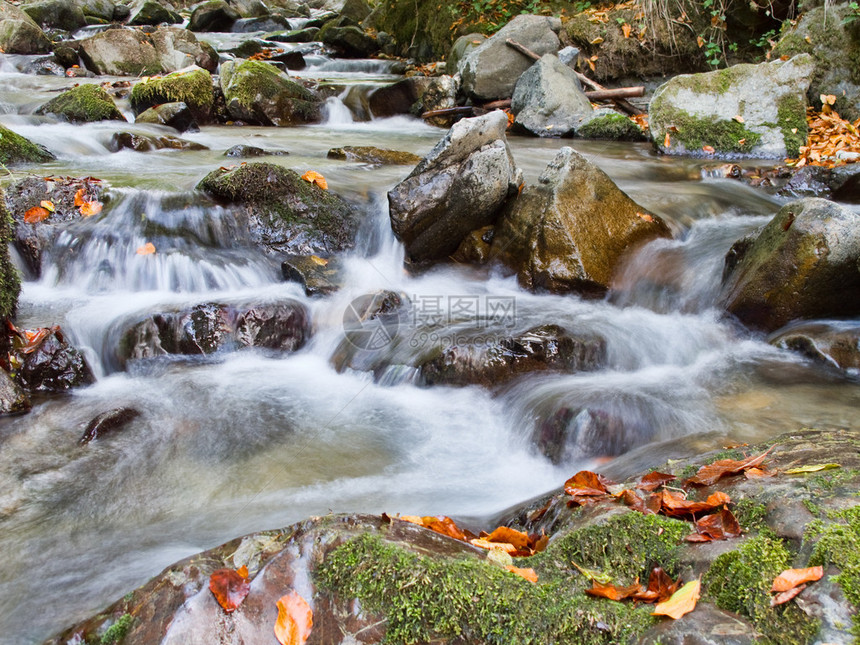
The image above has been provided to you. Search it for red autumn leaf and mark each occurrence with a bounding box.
[633,567,682,603]
[771,583,807,607]
[652,579,700,619]
[585,579,643,601]
[771,566,823,593]
[422,516,467,541]
[636,471,677,492]
[485,526,531,550]
[24,206,50,223]
[274,590,313,645]
[686,447,774,486]
[658,490,731,517]
[209,568,251,613]
[531,532,550,553]
[505,565,538,583]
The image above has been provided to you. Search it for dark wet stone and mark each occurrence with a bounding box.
[235,302,310,351]
[0,368,31,415]
[280,254,342,296]
[108,131,207,152]
[634,602,760,645]
[330,290,410,375]
[188,0,239,32]
[420,324,606,388]
[134,102,200,133]
[368,77,431,117]
[231,15,290,32]
[15,328,95,392]
[223,144,289,157]
[79,407,141,444]
[268,50,306,70]
[769,321,860,372]
[327,146,421,165]
[22,55,64,75]
[266,27,319,43]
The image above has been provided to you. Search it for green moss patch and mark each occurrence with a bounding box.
[807,506,860,612]
[653,106,762,154]
[99,613,134,644]
[704,535,819,644]
[577,113,646,141]
[130,68,213,118]
[0,192,21,319]
[35,84,125,123]
[777,94,808,158]
[0,125,54,165]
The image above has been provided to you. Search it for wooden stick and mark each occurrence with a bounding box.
[505,38,540,61]
[585,87,644,100]
[421,106,475,119]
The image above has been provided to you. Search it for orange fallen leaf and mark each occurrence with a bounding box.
[24,206,50,224]
[79,200,103,217]
[399,515,424,525]
[310,255,328,266]
[697,35,705,47]
[702,145,715,154]
[634,567,681,603]
[422,516,467,541]
[636,211,655,223]
[686,447,774,486]
[136,242,156,255]
[485,526,531,550]
[274,590,313,645]
[301,170,328,190]
[685,508,741,542]
[209,568,251,613]
[652,579,700,619]
[658,490,731,517]
[771,566,823,593]
[664,132,671,148]
[586,579,643,601]
[74,188,86,207]
[505,565,538,583]
[621,23,632,38]
[636,471,676,491]
[733,115,745,123]
[21,327,54,354]
[470,538,517,553]
[771,584,807,606]
[40,200,55,212]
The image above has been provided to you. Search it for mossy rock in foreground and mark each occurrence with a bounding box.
[129,67,214,122]
[197,162,359,255]
[35,83,126,124]
[0,124,54,165]
[0,189,20,319]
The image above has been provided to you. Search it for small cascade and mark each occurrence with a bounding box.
[322,95,355,125]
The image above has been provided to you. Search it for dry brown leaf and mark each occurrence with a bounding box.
[771,583,807,607]
[686,447,774,486]
[652,579,700,619]
[485,526,531,550]
[470,538,517,553]
[585,579,643,601]
[636,471,676,491]
[274,591,313,645]
[634,567,682,603]
[422,516,467,541]
[772,566,823,593]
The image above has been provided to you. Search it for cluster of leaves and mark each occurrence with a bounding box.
[208,565,313,645]
[450,0,547,35]
[22,176,103,223]
[786,98,860,169]
[3,321,61,373]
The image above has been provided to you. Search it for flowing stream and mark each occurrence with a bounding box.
[0,42,858,645]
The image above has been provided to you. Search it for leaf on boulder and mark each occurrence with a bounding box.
[685,508,741,542]
[274,590,313,645]
[585,579,642,601]
[484,526,531,550]
[686,447,774,486]
[771,566,823,593]
[652,579,700,619]
[79,200,103,217]
[658,490,731,517]
[636,471,676,491]
[209,568,251,613]
[301,170,328,190]
[633,567,681,603]
[24,206,50,223]
[771,583,807,606]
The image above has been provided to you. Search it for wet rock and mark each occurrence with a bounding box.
[447,32,484,76]
[15,327,95,392]
[231,15,289,32]
[5,176,105,276]
[22,0,86,31]
[281,254,343,296]
[773,4,860,121]
[197,162,359,256]
[149,27,219,74]
[420,324,606,388]
[327,145,421,165]
[35,83,125,123]
[0,191,18,319]
[769,322,860,373]
[53,44,80,69]
[459,15,562,101]
[219,59,322,126]
[130,67,214,123]
[719,198,860,332]
[266,27,319,43]
[451,225,493,264]
[0,368,30,415]
[188,0,240,32]
[830,163,860,203]
[223,144,288,157]
[21,55,65,76]
[649,55,815,158]
[367,76,431,118]
[490,146,671,296]
[108,131,207,152]
[127,0,181,26]
[77,0,115,22]
[511,54,592,137]
[388,111,522,263]
[134,102,199,133]
[634,602,759,645]
[0,124,54,166]
[117,301,310,364]
[776,164,832,199]
[0,1,51,54]
[79,26,215,76]
[318,22,377,58]
[78,407,140,444]
[417,75,459,127]
[576,108,648,142]
[227,0,269,18]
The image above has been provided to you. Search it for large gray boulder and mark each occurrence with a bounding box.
[0,0,51,54]
[22,0,87,31]
[149,27,218,73]
[459,15,561,101]
[76,0,116,22]
[719,198,860,332]
[79,27,215,76]
[188,0,239,31]
[490,147,671,296]
[387,111,522,263]
[649,54,815,158]
[219,59,322,126]
[773,4,860,121]
[511,54,593,137]
[127,0,182,26]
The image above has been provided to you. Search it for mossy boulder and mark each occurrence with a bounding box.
[0,0,51,54]
[219,59,322,126]
[0,188,20,320]
[76,0,116,22]
[133,102,199,133]
[22,0,86,31]
[130,66,214,123]
[127,0,182,26]
[576,108,647,141]
[188,0,239,31]
[327,145,421,165]
[197,162,359,255]
[490,146,671,296]
[719,198,860,332]
[649,54,815,158]
[0,124,54,166]
[317,22,378,58]
[34,83,126,123]
[369,0,470,60]
[773,3,860,121]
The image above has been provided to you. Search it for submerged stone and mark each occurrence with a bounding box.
[327,145,421,165]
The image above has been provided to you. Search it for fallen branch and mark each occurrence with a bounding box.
[421,106,476,119]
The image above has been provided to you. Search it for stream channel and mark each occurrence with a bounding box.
[0,26,858,645]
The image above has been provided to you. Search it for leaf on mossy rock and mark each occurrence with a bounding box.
[505,565,538,583]
[771,566,823,593]
[209,567,251,613]
[658,490,731,517]
[634,567,681,603]
[685,508,741,542]
[636,471,676,491]
[274,590,313,645]
[301,170,327,189]
[585,579,642,601]
[652,579,700,619]
[686,446,774,486]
